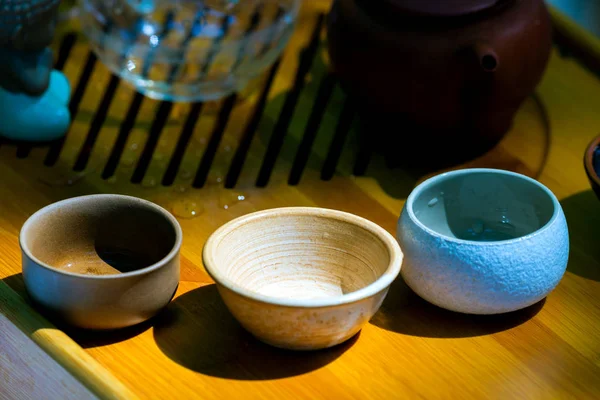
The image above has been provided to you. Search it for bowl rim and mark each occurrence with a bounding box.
[202,207,403,308]
[405,168,562,246]
[19,194,183,280]
[584,134,600,189]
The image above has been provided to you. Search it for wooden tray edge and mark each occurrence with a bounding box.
[0,280,138,399]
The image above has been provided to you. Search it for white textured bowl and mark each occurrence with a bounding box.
[203,207,403,350]
[397,168,569,314]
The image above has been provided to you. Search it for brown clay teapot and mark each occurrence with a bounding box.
[326,0,552,162]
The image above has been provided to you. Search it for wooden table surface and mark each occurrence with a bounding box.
[1,1,599,399]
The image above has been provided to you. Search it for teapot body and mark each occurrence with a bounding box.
[326,0,552,149]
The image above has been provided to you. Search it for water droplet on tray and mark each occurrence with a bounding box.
[171,200,204,219]
[174,185,187,193]
[180,169,193,180]
[142,177,157,188]
[428,197,439,207]
[122,154,136,168]
[208,168,225,186]
[219,191,247,210]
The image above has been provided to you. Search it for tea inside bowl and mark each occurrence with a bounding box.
[411,171,555,242]
[210,212,391,300]
[22,197,178,275]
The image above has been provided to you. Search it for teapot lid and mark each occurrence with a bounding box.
[378,0,502,17]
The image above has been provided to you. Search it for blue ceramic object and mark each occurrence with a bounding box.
[0,0,71,141]
[397,169,569,314]
[0,70,71,141]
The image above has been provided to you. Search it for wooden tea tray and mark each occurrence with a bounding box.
[1,1,599,398]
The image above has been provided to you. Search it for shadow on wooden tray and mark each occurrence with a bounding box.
[152,284,357,380]
[2,273,353,379]
[258,36,552,199]
[560,190,600,281]
[1,273,155,347]
[370,277,545,338]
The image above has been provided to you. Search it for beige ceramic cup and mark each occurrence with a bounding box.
[203,207,403,350]
[20,194,182,330]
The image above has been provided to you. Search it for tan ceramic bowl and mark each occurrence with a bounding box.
[20,194,182,330]
[202,207,403,350]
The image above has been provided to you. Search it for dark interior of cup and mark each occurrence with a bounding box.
[23,197,177,275]
[411,172,555,242]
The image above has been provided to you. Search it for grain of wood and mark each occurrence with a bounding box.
[0,281,138,399]
[0,310,95,400]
